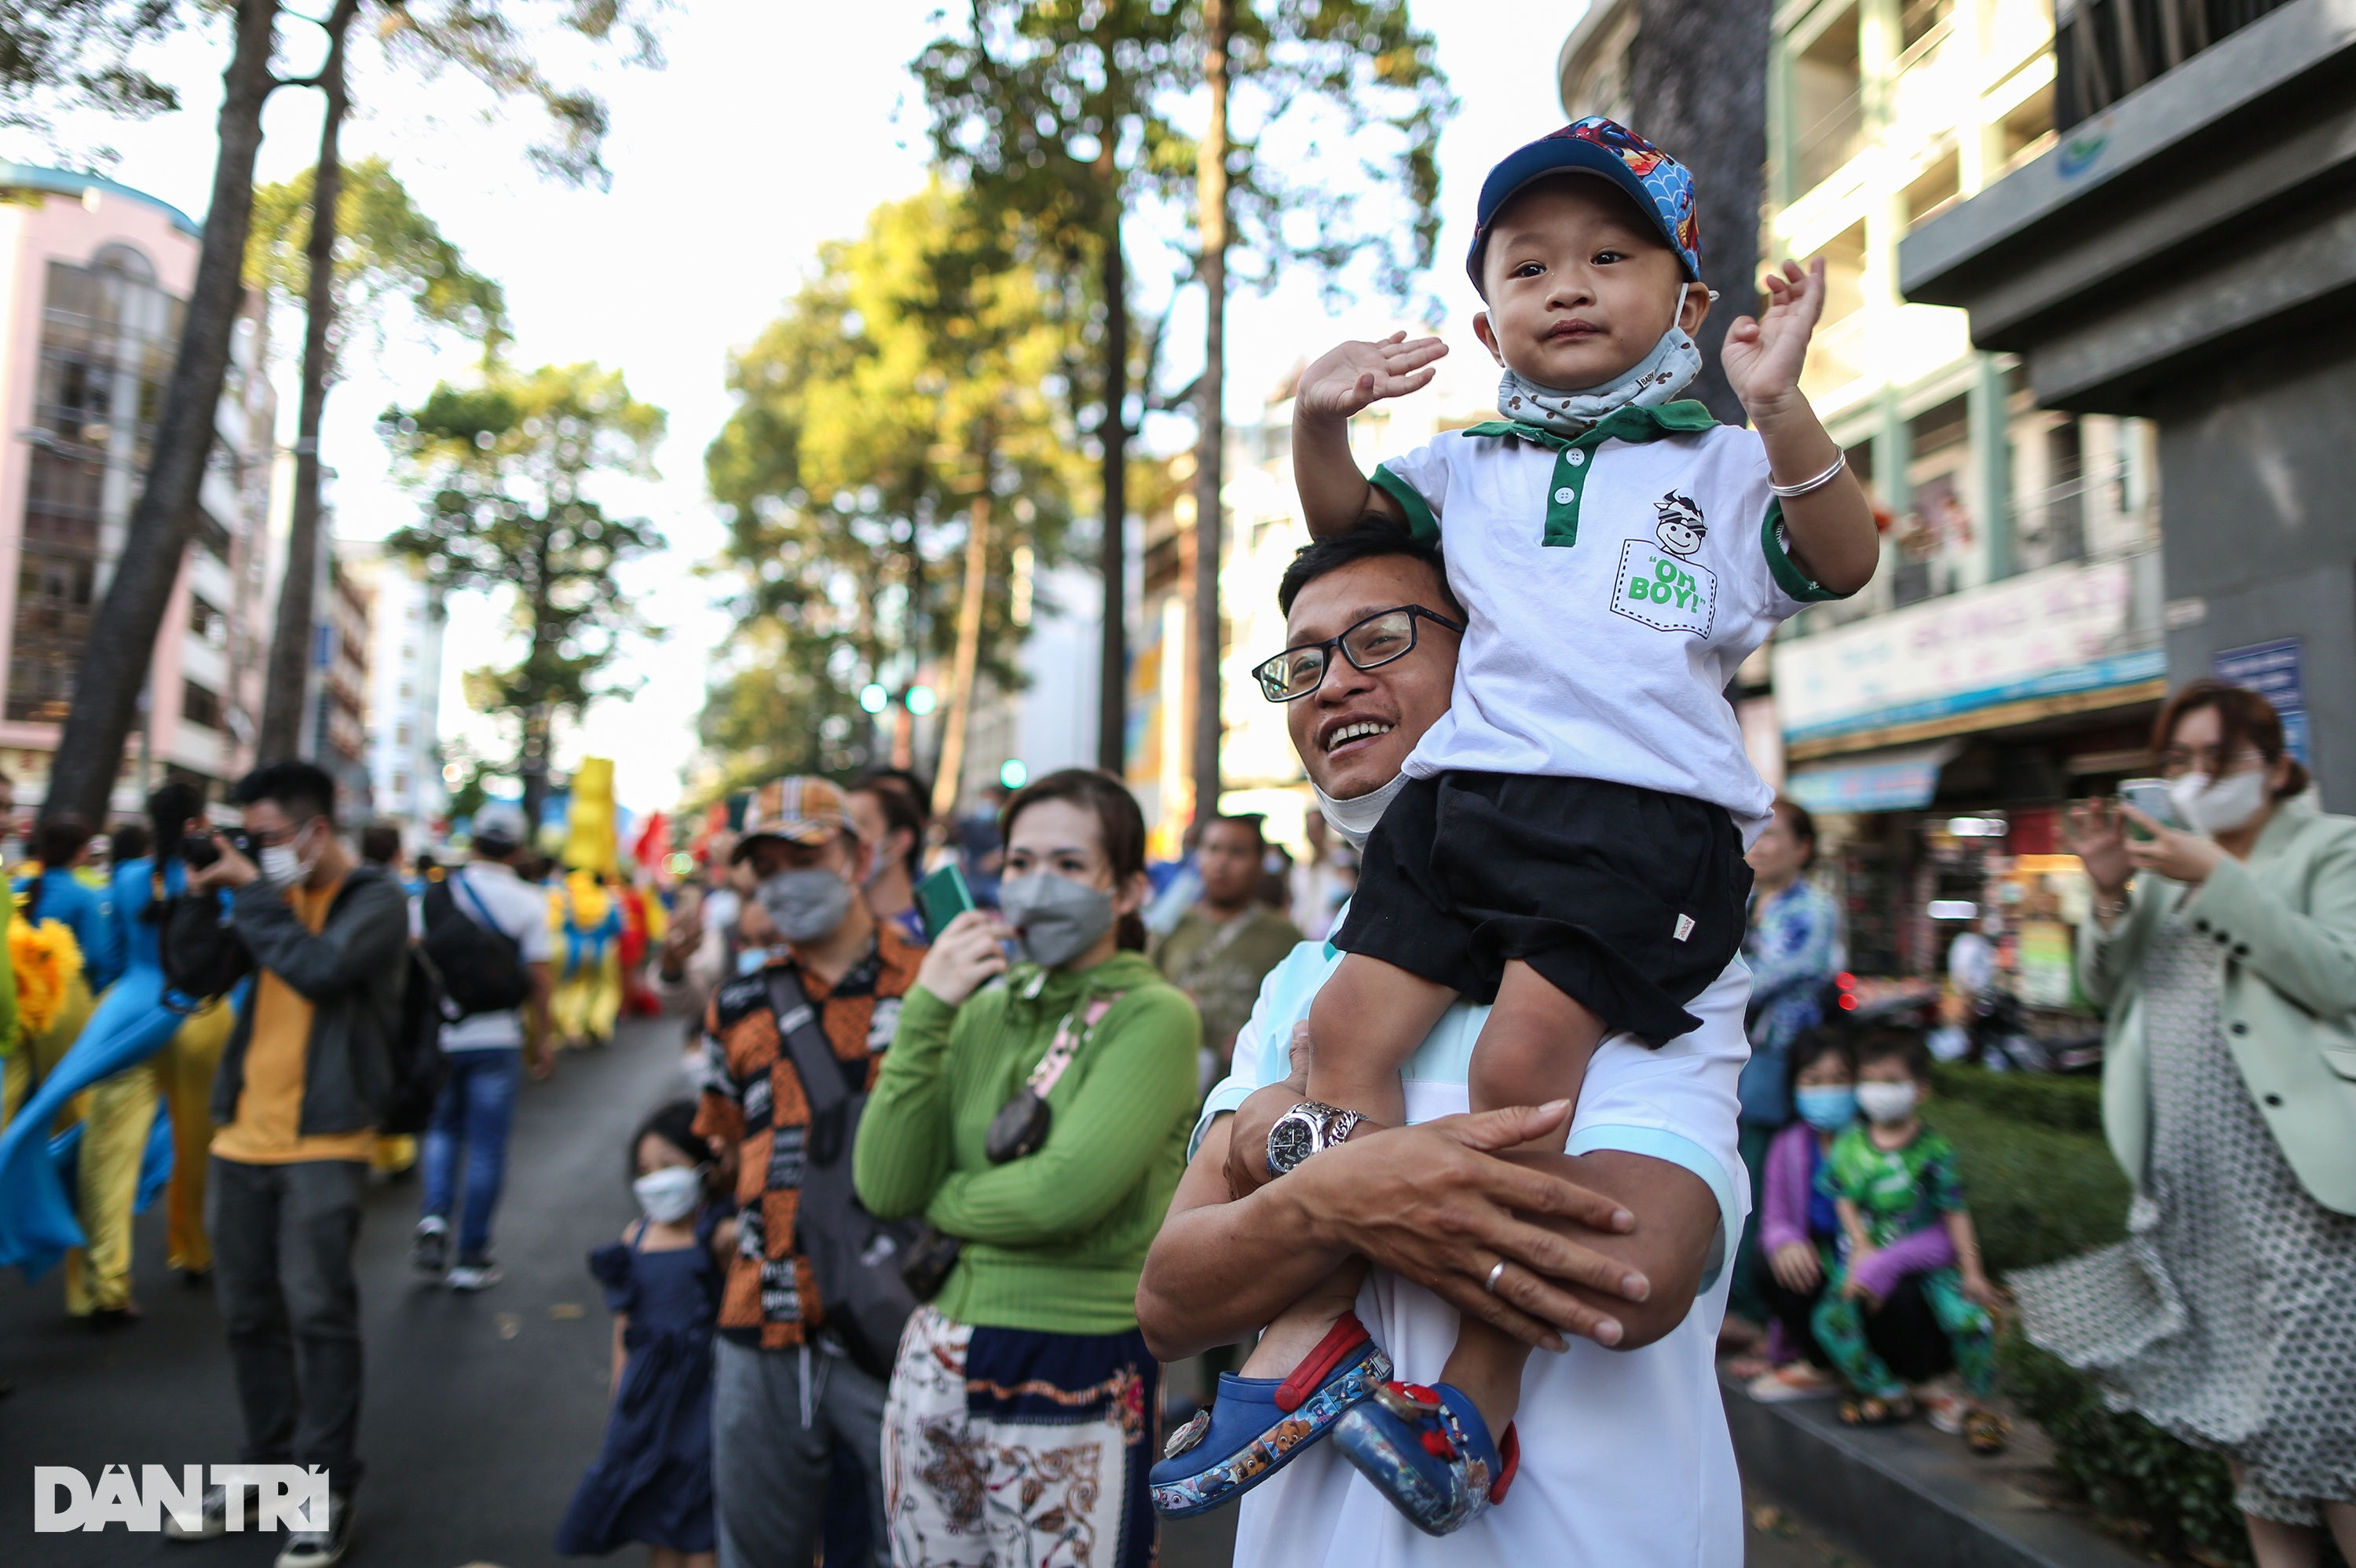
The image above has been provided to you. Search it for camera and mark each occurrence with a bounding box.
[181,828,254,869]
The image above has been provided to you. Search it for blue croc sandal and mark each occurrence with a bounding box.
[1332,1380,1520,1536]
[1151,1312,1391,1519]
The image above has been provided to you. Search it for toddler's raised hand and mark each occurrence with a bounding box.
[1297,331,1447,422]
[1722,258,1827,422]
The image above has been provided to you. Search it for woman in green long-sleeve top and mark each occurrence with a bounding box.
[855,769,1200,1568]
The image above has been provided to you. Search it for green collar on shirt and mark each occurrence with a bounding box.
[1458,398,1719,547]
[1001,948,1165,1019]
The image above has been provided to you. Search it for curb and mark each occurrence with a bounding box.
[1722,1372,2155,1568]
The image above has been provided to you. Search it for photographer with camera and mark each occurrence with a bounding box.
[162,760,409,1567]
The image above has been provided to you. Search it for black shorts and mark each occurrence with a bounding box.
[1332,771,1752,1044]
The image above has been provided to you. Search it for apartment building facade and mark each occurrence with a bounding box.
[0,166,280,821]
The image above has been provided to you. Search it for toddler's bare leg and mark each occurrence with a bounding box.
[1443,960,1608,1436]
[1304,955,1457,1128]
[1226,958,1454,1383]
[1238,1256,1370,1377]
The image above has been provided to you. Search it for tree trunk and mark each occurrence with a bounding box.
[931,485,993,823]
[1096,216,1129,776]
[42,0,282,824]
[258,0,361,761]
[519,528,554,832]
[1628,0,1770,426]
[1191,0,1230,828]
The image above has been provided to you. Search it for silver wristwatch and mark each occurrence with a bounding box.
[1266,1101,1363,1178]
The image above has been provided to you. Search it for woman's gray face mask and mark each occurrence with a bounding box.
[997,872,1115,968]
[755,867,854,943]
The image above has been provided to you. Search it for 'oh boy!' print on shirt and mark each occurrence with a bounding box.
[1612,490,1718,638]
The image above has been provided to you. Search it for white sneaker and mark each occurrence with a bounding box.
[273,1493,350,1567]
[445,1262,502,1292]
[411,1216,448,1275]
[163,1482,259,1540]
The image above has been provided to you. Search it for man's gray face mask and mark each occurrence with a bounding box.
[997,872,1116,969]
[755,867,854,943]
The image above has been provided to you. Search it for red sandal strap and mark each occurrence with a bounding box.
[1275,1311,1374,1413]
[1489,1422,1520,1505]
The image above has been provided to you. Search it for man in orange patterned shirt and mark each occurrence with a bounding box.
[693,776,923,1568]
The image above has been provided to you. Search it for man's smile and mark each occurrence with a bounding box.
[1321,718,1396,755]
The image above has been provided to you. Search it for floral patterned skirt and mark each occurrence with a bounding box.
[882,1303,1161,1568]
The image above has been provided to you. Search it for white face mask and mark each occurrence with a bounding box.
[2165,769,2270,838]
[258,821,319,886]
[1856,1080,1919,1125]
[632,1165,705,1226]
[1313,772,1410,851]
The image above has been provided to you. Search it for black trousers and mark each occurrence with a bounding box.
[207,1157,368,1496]
[1758,1259,1954,1383]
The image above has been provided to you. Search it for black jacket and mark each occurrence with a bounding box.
[189,863,411,1138]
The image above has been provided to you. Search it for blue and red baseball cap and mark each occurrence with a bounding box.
[1465,117,1702,294]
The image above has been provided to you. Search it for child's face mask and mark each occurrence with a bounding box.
[1856,1080,1919,1126]
[633,1165,704,1225]
[1794,1084,1858,1132]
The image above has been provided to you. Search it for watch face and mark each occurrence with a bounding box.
[1268,1113,1318,1172]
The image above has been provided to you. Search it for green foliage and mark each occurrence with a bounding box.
[1999,1333,2252,1566]
[0,0,183,135]
[1924,1094,2125,1276]
[701,182,1082,784]
[245,155,508,369]
[382,361,664,766]
[1932,1062,2104,1133]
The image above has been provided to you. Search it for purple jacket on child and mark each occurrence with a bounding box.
[1758,1119,1955,1359]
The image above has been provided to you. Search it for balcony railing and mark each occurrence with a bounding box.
[2054,0,2294,126]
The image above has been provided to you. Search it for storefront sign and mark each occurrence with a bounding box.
[1776,558,2164,744]
[2212,638,2311,766]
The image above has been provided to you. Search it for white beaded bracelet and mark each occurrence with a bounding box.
[1769,452,1847,499]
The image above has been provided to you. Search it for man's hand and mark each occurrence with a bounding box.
[1960,1266,2002,1312]
[2062,799,2135,898]
[188,832,260,892]
[1295,332,1448,422]
[658,902,704,981]
[1285,1103,1647,1351]
[1769,1240,1822,1294]
[1721,258,1825,422]
[913,909,1013,1007]
[1841,1245,1882,1304]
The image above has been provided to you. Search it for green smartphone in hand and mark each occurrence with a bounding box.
[914,863,977,941]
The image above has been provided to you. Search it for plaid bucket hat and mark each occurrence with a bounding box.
[730,775,854,861]
[1466,117,1703,292]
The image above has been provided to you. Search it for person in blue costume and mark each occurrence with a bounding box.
[0,781,215,1281]
[16,815,127,995]
[558,1099,720,1566]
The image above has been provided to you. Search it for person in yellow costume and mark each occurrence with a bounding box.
[155,997,236,1277]
[550,760,626,1051]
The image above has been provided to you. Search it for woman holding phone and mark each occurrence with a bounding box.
[854,769,1200,1568]
[2032,681,2356,1566]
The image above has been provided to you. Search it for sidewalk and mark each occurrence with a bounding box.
[1723,1370,2160,1568]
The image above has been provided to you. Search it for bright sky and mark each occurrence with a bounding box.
[9,0,1575,818]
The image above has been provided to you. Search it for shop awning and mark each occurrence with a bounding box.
[1784,740,1964,814]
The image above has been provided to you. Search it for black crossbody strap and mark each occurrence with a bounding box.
[765,968,852,1157]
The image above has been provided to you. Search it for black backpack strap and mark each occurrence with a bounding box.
[765,967,853,1165]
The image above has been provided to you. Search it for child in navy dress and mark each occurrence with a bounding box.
[558,1101,723,1566]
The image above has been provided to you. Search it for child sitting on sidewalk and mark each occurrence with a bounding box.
[1151,117,1879,1536]
[1813,1032,2005,1452]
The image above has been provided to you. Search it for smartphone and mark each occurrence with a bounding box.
[2118,778,2180,839]
[914,863,977,941]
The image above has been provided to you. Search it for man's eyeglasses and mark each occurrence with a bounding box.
[1252,605,1464,704]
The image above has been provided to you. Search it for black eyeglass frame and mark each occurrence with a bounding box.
[1251,604,1465,704]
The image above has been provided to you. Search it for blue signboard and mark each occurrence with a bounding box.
[2214,638,2310,767]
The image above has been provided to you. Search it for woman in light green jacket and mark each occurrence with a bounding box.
[2022,682,2356,1568]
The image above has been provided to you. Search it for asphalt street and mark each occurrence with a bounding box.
[0,1010,1842,1567]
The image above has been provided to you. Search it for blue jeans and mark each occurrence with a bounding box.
[420,1048,521,1263]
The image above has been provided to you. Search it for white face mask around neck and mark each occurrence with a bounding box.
[1313,772,1410,850]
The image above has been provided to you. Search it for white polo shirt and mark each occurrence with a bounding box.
[1372,404,1841,838]
[439,861,556,1052]
[1195,921,1752,1568]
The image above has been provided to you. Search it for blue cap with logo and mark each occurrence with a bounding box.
[1466,117,1703,293]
